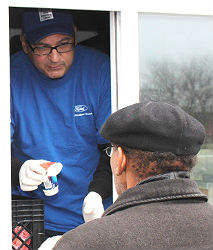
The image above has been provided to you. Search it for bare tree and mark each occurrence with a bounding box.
[140,56,213,113]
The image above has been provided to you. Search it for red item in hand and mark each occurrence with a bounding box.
[40,162,56,171]
[12,226,31,250]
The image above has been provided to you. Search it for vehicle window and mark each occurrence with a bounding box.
[138,13,213,205]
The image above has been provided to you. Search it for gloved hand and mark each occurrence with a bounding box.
[38,235,62,250]
[19,160,62,191]
[82,191,104,223]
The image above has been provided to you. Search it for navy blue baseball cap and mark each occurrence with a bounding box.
[22,9,75,43]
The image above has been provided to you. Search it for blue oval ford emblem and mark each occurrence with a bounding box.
[74,105,88,112]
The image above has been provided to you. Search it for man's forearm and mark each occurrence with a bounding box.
[88,144,112,198]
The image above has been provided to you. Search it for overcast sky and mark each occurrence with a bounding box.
[138,13,213,72]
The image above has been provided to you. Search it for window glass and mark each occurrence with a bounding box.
[139,13,213,205]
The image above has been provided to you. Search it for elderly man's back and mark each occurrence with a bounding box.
[53,174,213,250]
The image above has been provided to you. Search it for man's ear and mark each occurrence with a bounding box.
[116,147,127,176]
[20,35,29,54]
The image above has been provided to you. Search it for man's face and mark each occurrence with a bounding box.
[22,34,75,79]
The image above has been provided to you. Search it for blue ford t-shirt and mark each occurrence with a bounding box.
[10,45,112,232]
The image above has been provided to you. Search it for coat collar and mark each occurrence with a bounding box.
[136,171,190,185]
[103,172,207,216]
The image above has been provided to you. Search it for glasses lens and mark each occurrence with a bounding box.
[33,47,51,55]
[57,43,74,53]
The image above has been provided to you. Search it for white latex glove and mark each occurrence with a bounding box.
[45,162,63,176]
[19,160,62,191]
[38,235,62,250]
[82,191,104,222]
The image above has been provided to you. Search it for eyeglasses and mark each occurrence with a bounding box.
[27,41,75,56]
[105,146,116,157]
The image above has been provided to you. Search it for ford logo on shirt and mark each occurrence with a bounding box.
[74,105,88,113]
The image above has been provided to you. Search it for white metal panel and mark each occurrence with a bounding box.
[134,0,213,15]
[110,12,119,202]
[110,12,118,113]
[118,10,140,109]
[8,0,121,11]
[8,0,213,15]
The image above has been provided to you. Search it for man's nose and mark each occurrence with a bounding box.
[48,48,61,62]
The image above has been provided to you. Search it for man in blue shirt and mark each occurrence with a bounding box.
[11,8,112,237]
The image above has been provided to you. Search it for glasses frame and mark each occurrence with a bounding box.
[27,41,76,56]
[105,145,117,157]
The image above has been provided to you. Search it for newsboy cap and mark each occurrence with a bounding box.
[100,101,205,155]
[22,9,75,43]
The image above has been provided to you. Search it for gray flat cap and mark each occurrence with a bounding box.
[100,101,205,155]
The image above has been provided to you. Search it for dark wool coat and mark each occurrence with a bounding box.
[53,172,213,250]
